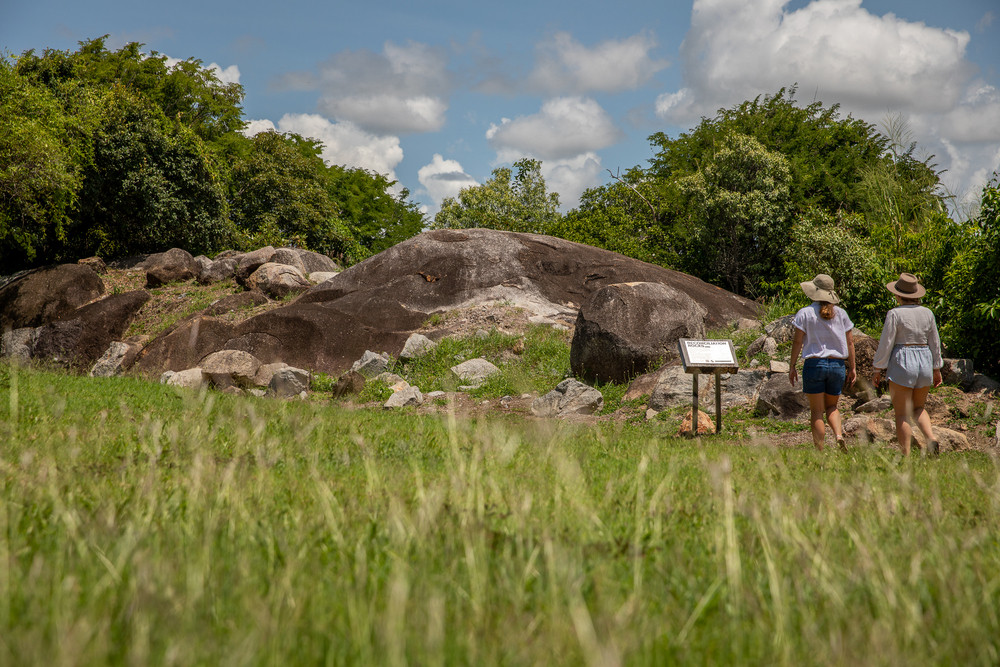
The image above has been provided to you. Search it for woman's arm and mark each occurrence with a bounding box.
[788,328,805,386]
[845,328,857,387]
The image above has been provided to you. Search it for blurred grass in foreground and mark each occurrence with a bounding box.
[1,362,999,666]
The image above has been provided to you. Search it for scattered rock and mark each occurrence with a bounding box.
[843,416,896,443]
[764,315,796,344]
[679,409,715,436]
[450,358,500,386]
[203,290,270,316]
[912,426,970,453]
[332,370,366,397]
[769,360,789,374]
[308,271,339,284]
[648,366,703,411]
[89,341,141,377]
[400,333,437,360]
[197,257,237,285]
[162,367,208,389]
[255,362,290,387]
[352,351,392,377]
[78,256,107,274]
[531,379,604,417]
[268,366,311,398]
[1,327,37,363]
[246,263,311,299]
[200,349,262,389]
[854,396,892,414]
[234,246,277,285]
[384,386,424,409]
[0,263,104,330]
[941,358,975,390]
[145,248,199,287]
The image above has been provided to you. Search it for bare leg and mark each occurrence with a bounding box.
[825,393,846,450]
[807,392,827,451]
[911,385,936,452]
[889,382,915,455]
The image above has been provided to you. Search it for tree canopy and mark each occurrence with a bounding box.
[433,158,560,234]
[1,38,426,271]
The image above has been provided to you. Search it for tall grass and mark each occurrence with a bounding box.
[2,362,999,665]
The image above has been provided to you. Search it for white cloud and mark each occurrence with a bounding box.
[540,153,605,209]
[658,0,973,123]
[486,97,623,160]
[279,41,452,135]
[208,63,241,85]
[528,31,668,94]
[417,154,479,215]
[656,0,999,217]
[244,113,403,180]
[938,84,1000,143]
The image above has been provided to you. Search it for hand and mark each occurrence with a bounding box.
[933,368,943,387]
[788,366,797,386]
[872,369,882,385]
[847,367,857,386]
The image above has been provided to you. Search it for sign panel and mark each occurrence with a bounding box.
[677,338,738,370]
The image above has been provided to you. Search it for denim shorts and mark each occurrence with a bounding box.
[802,357,847,395]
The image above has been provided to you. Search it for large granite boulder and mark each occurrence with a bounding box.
[135,230,758,379]
[570,281,708,384]
[31,290,150,369]
[143,248,199,287]
[0,264,104,330]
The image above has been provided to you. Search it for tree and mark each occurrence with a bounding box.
[0,57,91,270]
[670,133,792,297]
[227,130,363,262]
[433,158,560,234]
[939,174,1000,375]
[778,209,894,330]
[647,86,888,216]
[324,165,425,256]
[71,85,233,258]
[16,37,245,142]
[549,167,669,265]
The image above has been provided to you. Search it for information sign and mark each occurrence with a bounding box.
[677,338,738,370]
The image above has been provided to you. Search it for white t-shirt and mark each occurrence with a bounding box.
[792,303,854,359]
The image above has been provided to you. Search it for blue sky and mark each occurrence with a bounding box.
[3,0,998,218]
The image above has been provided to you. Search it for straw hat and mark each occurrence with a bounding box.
[800,274,840,304]
[886,272,926,299]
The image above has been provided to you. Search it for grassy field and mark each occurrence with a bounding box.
[2,361,999,666]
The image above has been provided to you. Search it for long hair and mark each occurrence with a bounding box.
[819,302,835,320]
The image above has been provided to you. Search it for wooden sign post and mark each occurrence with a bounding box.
[677,338,739,433]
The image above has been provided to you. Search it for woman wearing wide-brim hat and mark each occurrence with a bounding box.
[788,274,857,451]
[872,272,943,456]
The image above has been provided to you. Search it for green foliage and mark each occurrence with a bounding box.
[226,130,362,261]
[549,167,671,265]
[647,86,888,216]
[398,325,570,397]
[776,209,895,331]
[671,133,792,297]
[324,165,426,256]
[71,85,233,258]
[0,58,91,269]
[16,36,245,142]
[939,174,1000,374]
[433,158,561,233]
